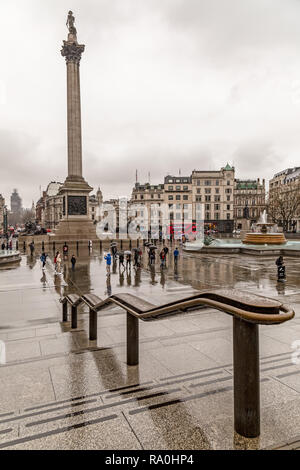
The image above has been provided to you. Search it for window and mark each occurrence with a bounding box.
[227,196,230,201]
[225,188,232,194]
[183,195,188,200]
[176,195,181,200]
[168,195,173,200]
[215,204,220,210]
[205,204,210,210]
[140,195,144,199]
[227,204,230,210]
[151,194,154,199]
[197,188,201,194]
[197,180,200,186]
[215,195,220,202]
[205,188,211,194]
[196,196,202,202]
[135,195,137,199]
[205,196,211,202]
[205,213,210,220]
[205,180,211,186]
[168,186,173,190]
[176,186,181,191]
[215,188,219,194]
[215,213,220,220]
[227,180,231,185]
[183,186,188,191]
[176,204,181,209]
[158,194,161,199]
[226,213,230,220]
[216,180,219,186]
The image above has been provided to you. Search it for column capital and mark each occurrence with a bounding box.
[61,40,85,65]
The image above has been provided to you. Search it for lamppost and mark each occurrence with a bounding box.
[3,205,8,241]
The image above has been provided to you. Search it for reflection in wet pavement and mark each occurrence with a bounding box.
[0,244,300,449]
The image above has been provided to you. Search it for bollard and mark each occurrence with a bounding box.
[100,240,102,251]
[16,241,18,250]
[23,241,26,251]
[127,313,139,366]
[42,241,45,251]
[76,241,79,251]
[129,239,132,249]
[120,240,123,250]
[62,302,68,322]
[137,239,139,248]
[233,317,260,438]
[53,242,55,252]
[71,305,77,329]
[89,308,97,340]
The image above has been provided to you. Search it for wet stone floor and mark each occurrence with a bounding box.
[0,244,300,449]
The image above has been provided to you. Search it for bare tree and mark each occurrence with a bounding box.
[267,181,300,232]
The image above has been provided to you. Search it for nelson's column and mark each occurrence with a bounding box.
[54,11,97,241]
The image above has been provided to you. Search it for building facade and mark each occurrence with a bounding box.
[130,165,235,235]
[269,167,300,232]
[0,194,5,233]
[191,164,235,233]
[234,179,266,231]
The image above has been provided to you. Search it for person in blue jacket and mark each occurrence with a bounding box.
[173,247,179,267]
[104,252,112,273]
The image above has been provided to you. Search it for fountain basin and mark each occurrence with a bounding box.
[243,233,286,245]
[0,250,21,267]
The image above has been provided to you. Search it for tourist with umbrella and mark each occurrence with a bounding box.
[124,250,132,270]
[133,248,140,267]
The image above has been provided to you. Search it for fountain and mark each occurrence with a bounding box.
[242,210,286,245]
[0,250,21,267]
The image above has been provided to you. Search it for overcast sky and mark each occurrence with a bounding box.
[1,0,300,208]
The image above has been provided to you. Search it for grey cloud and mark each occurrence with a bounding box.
[1,0,300,206]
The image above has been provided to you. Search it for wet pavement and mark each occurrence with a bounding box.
[0,243,300,449]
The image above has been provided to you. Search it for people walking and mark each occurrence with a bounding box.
[174,247,179,267]
[1,242,5,251]
[63,243,69,255]
[126,252,132,270]
[55,251,62,274]
[149,248,156,265]
[29,241,35,255]
[163,246,169,262]
[104,252,112,274]
[40,252,47,270]
[159,249,166,269]
[118,252,125,270]
[133,249,140,267]
[71,255,76,271]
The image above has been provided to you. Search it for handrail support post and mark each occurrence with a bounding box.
[233,317,260,438]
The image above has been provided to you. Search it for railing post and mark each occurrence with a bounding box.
[71,305,77,329]
[233,317,260,438]
[89,308,97,340]
[127,313,139,365]
[62,301,68,322]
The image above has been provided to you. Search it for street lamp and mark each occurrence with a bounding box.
[3,205,8,241]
